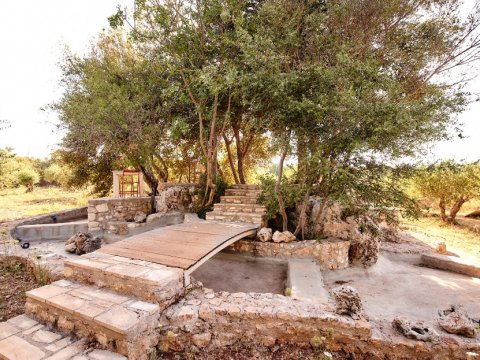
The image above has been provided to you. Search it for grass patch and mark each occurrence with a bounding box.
[0,186,90,222]
[0,256,50,321]
[401,216,480,263]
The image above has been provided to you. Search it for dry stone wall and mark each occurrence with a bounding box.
[227,238,350,270]
[88,197,152,234]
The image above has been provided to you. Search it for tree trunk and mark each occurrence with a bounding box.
[223,134,240,184]
[275,148,289,232]
[233,125,249,184]
[439,198,447,222]
[448,197,466,223]
[140,165,159,214]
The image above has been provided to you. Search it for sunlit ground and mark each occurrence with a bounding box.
[401,215,480,264]
[0,186,90,222]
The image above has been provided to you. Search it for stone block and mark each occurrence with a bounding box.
[0,335,45,360]
[0,322,19,340]
[32,329,63,344]
[7,314,38,330]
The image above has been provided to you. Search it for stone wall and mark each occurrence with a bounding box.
[227,238,350,270]
[159,286,480,359]
[87,197,152,234]
[155,183,199,215]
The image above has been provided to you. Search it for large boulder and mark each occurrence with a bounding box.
[257,227,273,242]
[392,316,439,342]
[134,211,147,223]
[438,305,477,338]
[156,184,198,215]
[272,230,296,243]
[292,198,392,266]
[331,285,363,320]
[65,232,101,255]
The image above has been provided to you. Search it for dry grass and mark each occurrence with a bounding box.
[401,216,480,263]
[0,186,90,222]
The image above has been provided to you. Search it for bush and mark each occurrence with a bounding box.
[17,168,40,192]
[43,163,72,187]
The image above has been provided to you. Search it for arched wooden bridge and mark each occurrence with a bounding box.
[98,221,258,285]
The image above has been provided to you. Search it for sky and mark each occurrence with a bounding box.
[0,1,479,162]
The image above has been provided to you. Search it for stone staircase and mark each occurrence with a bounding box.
[23,251,185,359]
[205,184,266,226]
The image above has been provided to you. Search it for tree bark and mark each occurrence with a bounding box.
[439,198,447,222]
[223,134,240,184]
[275,147,289,232]
[448,197,466,223]
[140,165,159,214]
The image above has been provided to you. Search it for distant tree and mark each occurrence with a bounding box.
[43,163,73,187]
[413,160,480,223]
[17,168,40,192]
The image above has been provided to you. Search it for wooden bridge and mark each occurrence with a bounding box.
[98,221,258,285]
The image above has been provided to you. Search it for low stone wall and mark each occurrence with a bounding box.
[87,197,152,233]
[159,287,480,359]
[227,238,350,270]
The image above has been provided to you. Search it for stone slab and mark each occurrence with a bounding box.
[287,259,330,303]
[7,314,38,330]
[421,253,480,278]
[0,335,45,360]
[0,322,19,340]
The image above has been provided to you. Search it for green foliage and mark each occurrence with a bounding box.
[412,160,480,221]
[17,168,40,190]
[258,171,305,220]
[43,163,73,188]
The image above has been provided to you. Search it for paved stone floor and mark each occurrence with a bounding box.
[0,314,126,360]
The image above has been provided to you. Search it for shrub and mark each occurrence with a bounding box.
[17,168,40,192]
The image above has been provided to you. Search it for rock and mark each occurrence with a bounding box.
[65,232,102,255]
[64,242,77,253]
[349,235,379,267]
[436,242,447,254]
[257,228,272,242]
[331,285,363,320]
[146,213,163,223]
[192,332,211,348]
[392,316,439,342]
[272,231,296,243]
[438,305,477,338]
[133,211,147,223]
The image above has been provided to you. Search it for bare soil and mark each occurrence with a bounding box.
[0,256,43,321]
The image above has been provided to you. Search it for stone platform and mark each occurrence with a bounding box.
[0,314,125,360]
[421,253,480,278]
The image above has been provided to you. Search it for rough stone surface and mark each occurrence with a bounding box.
[155,183,198,215]
[256,227,272,242]
[65,232,101,255]
[228,238,350,270]
[349,235,379,267]
[392,316,439,342]
[133,211,147,223]
[272,230,296,243]
[438,305,477,338]
[331,285,363,320]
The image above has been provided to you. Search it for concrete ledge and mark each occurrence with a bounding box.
[15,221,89,241]
[421,253,480,278]
[287,259,330,303]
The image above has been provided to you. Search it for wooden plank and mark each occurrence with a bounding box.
[108,239,212,261]
[167,222,257,236]
[129,229,227,245]
[98,246,194,269]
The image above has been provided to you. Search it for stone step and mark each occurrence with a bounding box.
[15,220,89,242]
[421,253,480,278]
[205,211,264,225]
[220,195,259,204]
[213,203,266,214]
[230,184,260,190]
[224,189,262,197]
[64,251,184,309]
[0,314,126,360]
[25,280,160,359]
[286,259,330,303]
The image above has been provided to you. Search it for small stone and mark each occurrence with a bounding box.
[198,304,214,321]
[32,329,63,344]
[392,316,439,342]
[257,228,273,242]
[88,349,127,360]
[331,285,363,320]
[272,231,296,243]
[0,322,19,340]
[438,305,477,338]
[134,211,147,223]
[192,332,212,348]
[176,306,197,321]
